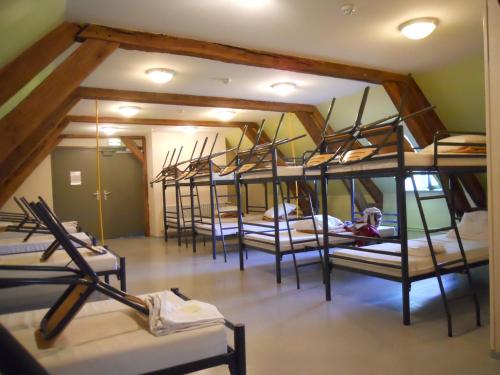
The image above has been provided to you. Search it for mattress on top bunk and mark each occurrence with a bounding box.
[192,172,235,183]
[326,152,485,174]
[330,234,488,277]
[194,214,262,237]
[0,247,118,278]
[0,232,92,256]
[239,166,320,180]
[243,226,396,252]
[0,292,227,375]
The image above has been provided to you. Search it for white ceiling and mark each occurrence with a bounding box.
[80,49,369,105]
[64,0,483,133]
[66,0,483,73]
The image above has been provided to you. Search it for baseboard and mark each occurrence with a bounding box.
[490,350,500,361]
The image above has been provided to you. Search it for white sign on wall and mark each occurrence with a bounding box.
[70,171,82,186]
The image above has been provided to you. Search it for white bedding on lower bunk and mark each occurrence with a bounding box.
[243,226,396,252]
[0,247,119,278]
[326,152,485,174]
[0,292,227,375]
[0,232,92,256]
[0,220,79,235]
[330,234,488,277]
[194,214,263,237]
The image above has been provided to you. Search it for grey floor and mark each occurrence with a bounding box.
[1,235,499,375]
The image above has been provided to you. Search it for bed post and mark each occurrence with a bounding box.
[162,179,168,241]
[321,161,331,301]
[232,324,246,375]
[236,172,245,270]
[396,125,410,325]
[175,182,182,246]
[190,179,197,253]
[119,256,127,292]
[350,177,356,222]
[209,162,217,259]
[271,148,281,284]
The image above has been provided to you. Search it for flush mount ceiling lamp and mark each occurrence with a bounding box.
[399,17,439,40]
[145,68,176,84]
[271,82,297,96]
[237,0,268,6]
[117,105,141,117]
[100,126,118,135]
[215,110,236,122]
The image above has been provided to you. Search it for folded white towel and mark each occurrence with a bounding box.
[408,240,446,257]
[145,291,225,336]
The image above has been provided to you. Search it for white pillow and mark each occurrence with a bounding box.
[263,203,296,219]
[447,210,488,241]
[293,215,344,233]
[421,135,486,154]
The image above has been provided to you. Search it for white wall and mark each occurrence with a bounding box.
[485,0,500,358]
[147,128,228,237]
[0,155,53,212]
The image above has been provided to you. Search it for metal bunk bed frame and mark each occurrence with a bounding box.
[306,86,487,336]
[232,115,324,288]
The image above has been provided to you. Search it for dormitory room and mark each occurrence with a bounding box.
[0,0,499,374]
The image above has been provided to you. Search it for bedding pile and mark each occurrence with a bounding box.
[447,210,488,241]
[145,291,225,336]
[421,135,486,154]
[292,215,344,234]
[262,203,296,221]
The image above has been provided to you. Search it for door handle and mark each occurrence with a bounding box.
[103,190,111,201]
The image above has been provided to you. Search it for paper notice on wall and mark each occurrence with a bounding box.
[70,171,82,186]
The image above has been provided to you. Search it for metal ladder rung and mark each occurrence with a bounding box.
[427,226,454,234]
[418,194,448,201]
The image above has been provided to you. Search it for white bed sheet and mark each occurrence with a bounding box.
[0,292,227,375]
[330,234,488,277]
[0,232,92,256]
[192,172,235,183]
[0,247,118,278]
[243,226,396,252]
[195,214,262,237]
[240,166,320,180]
[326,152,485,174]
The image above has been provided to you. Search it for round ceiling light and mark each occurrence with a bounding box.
[100,126,118,135]
[118,105,141,117]
[399,18,438,40]
[215,110,236,122]
[271,82,297,96]
[145,68,176,84]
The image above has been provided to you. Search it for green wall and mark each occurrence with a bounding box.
[0,0,67,119]
[414,54,486,133]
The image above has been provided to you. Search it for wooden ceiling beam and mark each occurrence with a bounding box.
[0,94,79,184]
[77,24,406,84]
[121,137,144,164]
[76,87,315,113]
[384,77,485,211]
[66,115,259,129]
[0,39,119,164]
[0,22,81,107]
[0,118,68,207]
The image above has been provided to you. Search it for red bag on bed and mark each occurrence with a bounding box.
[352,224,381,246]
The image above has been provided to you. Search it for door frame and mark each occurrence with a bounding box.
[59,134,150,236]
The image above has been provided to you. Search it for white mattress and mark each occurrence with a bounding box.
[240,166,320,180]
[243,226,396,252]
[0,221,78,235]
[192,172,235,183]
[194,214,262,237]
[0,292,227,375]
[0,247,119,278]
[0,232,92,256]
[330,234,488,277]
[326,152,485,174]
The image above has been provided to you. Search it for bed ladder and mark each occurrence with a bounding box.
[178,184,202,248]
[410,173,480,337]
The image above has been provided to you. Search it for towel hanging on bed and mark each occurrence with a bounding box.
[144,291,225,336]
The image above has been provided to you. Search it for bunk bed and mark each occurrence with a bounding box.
[305,87,487,336]
[0,199,127,291]
[0,198,246,375]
